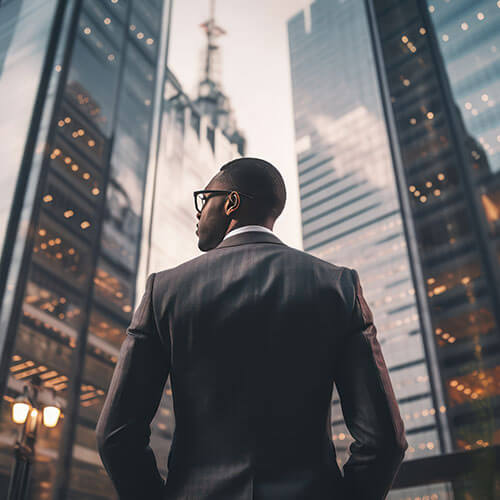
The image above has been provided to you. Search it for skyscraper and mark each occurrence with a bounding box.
[288,0,500,498]
[0,1,171,499]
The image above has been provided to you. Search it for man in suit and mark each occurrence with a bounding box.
[96,157,408,499]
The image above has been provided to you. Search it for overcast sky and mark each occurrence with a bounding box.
[168,0,313,249]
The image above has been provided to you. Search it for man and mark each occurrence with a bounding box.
[96,157,408,499]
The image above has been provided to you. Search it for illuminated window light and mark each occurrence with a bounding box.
[471,109,478,116]
[55,238,61,244]
[419,27,426,35]
[84,27,91,35]
[64,157,72,164]
[442,34,449,42]
[137,32,144,39]
[72,131,78,138]
[426,111,434,119]
[78,129,85,136]
[425,181,432,187]
[465,102,472,110]
[43,194,53,203]
[429,5,435,13]
[92,187,100,196]
[130,24,136,31]
[434,189,441,196]
[481,94,488,102]
[112,0,118,3]
[146,38,154,45]
[68,248,75,255]
[428,278,436,285]
[461,22,469,31]
[403,78,410,86]
[409,185,416,192]
[58,120,65,127]
[104,17,111,25]
[80,221,91,229]
[83,172,90,180]
[64,117,71,124]
[401,35,408,43]
[38,229,47,236]
[414,190,421,197]
[420,195,427,202]
[55,64,62,72]
[71,164,79,172]
[108,54,115,61]
[88,139,95,147]
[144,99,151,106]
[477,12,485,21]
[122,305,132,313]
[64,210,74,218]
[409,117,416,125]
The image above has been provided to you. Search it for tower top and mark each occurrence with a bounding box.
[199,0,226,84]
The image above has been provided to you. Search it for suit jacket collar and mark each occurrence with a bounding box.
[215,231,285,249]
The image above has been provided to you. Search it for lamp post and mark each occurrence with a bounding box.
[7,374,61,500]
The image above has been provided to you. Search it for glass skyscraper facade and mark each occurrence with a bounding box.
[288,0,439,472]
[289,0,500,498]
[0,1,171,499]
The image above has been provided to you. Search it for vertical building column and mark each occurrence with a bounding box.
[364,0,453,454]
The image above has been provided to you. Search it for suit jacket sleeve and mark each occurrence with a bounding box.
[96,272,170,500]
[334,268,408,499]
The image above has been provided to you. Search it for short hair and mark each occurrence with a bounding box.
[215,157,286,219]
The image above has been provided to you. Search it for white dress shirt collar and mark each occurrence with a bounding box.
[222,225,274,241]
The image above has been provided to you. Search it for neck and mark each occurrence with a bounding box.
[226,220,273,234]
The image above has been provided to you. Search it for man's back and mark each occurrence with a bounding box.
[157,232,348,498]
[97,231,408,500]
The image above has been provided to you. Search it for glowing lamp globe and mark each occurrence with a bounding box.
[12,398,31,424]
[43,405,61,428]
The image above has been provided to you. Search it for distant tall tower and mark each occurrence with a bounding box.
[195,0,245,155]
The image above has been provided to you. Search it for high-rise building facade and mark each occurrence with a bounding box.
[288,0,500,498]
[145,68,241,275]
[0,1,171,499]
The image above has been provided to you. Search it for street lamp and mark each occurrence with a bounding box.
[7,374,62,500]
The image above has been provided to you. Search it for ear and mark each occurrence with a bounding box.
[224,191,240,216]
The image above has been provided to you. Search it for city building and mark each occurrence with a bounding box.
[288,0,500,498]
[145,68,242,275]
[0,1,171,499]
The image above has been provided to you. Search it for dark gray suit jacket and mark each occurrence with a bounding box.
[96,231,408,499]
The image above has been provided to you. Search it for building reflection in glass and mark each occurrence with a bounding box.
[0,1,170,499]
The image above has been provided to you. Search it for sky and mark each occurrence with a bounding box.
[168,0,313,249]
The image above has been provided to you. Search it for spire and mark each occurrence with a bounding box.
[199,0,226,86]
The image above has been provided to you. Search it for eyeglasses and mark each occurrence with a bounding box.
[193,190,254,214]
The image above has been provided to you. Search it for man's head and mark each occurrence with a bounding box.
[195,157,287,251]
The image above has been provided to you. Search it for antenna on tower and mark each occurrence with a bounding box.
[199,0,226,85]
